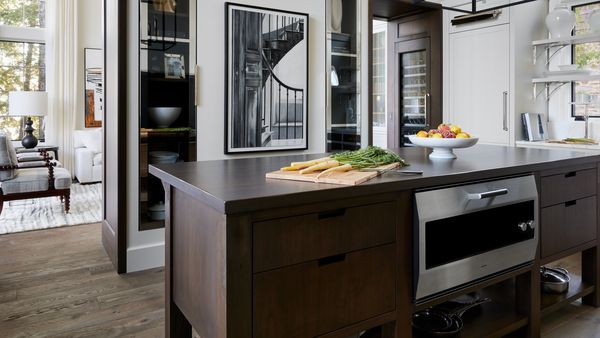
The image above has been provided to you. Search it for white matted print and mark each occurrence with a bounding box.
[225,3,309,153]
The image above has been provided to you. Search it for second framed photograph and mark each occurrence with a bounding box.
[225,3,309,154]
[164,53,186,79]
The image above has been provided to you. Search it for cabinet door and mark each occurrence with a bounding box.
[448,24,510,145]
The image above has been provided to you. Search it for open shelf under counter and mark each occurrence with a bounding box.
[541,273,595,316]
[415,278,529,338]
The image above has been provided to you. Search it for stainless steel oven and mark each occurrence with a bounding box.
[414,175,538,301]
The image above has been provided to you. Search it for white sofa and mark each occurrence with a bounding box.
[74,129,102,184]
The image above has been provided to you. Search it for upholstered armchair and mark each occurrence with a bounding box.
[0,132,71,215]
[73,129,102,184]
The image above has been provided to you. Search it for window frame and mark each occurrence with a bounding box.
[571,1,600,118]
[0,5,47,141]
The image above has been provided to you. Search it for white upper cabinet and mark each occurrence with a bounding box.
[443,0,548,146]
[447,24,510,145]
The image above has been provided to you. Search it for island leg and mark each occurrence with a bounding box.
[582,246,600,307]
[164,182,192,338]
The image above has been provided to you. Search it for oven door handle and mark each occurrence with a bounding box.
[467,188,509,200]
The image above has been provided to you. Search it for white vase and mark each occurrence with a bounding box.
[330,0,343,33]
[589,10,600,33]
[545,4,576,39]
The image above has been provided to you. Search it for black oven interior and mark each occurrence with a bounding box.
[425,200,535,270]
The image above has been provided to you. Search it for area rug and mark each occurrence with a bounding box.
[0,183,102,235]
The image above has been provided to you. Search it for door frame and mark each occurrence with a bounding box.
[102,0,128,273]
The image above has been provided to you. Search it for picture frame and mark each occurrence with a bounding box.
[164,53,186,79]
[225,3,309,154]
[84,48,103,128]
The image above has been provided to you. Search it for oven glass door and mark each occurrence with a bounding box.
[425,200,535,270]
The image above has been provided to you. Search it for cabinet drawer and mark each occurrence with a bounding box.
[253,201,396,272]
[541,196,597,258]
[541,168,596,207]
[253,244,396,338]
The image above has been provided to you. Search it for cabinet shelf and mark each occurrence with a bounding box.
[332,52,358,58]
[540,272,595,316]
[532,74,600,83]
[532,33,600,48]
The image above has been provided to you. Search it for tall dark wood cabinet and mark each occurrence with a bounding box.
[387,10,442,148]
[138,0,197,231]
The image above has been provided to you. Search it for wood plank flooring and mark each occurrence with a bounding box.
[1,223,600,337]
[0,223,164,338]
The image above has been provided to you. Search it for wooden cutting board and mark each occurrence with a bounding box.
[265,163,400,186]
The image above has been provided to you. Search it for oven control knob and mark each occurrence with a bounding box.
[527,220,535,230]
[518,222,528,231]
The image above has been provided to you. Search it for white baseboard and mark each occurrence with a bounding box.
[126,241,165,273]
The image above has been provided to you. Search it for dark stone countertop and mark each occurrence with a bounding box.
[149,145,600,214]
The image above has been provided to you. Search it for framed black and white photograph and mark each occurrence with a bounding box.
[225,3,309,153]
[164,53,186,79]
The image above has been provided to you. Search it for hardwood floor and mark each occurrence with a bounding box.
[1,223,599,337]
[0,223,164,338]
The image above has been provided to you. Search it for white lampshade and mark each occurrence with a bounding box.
[8,91,47,117]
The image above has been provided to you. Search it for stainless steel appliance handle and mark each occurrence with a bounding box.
[503,91,508,131]
[467,188,509,200]
[194,65,201,106]
[424,93,430,122]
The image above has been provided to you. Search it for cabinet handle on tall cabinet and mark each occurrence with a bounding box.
[194,64,201,106]
[503,91,508,131]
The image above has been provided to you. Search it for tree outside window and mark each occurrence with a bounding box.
[0,0,46,141]
[573,2,600,117]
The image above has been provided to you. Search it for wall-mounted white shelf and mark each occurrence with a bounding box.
[532,74,600,102]
[532,74,600,83]
[532,33,600,48]
[532,33,600,66]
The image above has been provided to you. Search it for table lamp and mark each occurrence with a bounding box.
[8,91,47,149]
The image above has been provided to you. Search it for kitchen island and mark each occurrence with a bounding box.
[150,145,600,338]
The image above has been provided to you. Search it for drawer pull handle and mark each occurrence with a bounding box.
[565,171,577,178]
[318,209,346,220]
[565,200,577,207]
[318,254,346,266]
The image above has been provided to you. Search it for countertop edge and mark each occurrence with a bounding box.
[149,151,600,215]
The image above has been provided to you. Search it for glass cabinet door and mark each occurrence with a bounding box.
[326,0,362,152]
[396,38,430,147]
[139,0,197,231]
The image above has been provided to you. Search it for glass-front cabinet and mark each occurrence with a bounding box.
[326,0,362,152]
[139,0,197,231]
[396,38,430,147]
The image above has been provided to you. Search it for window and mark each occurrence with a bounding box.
[0,0,46,141]
[572,2,600,117]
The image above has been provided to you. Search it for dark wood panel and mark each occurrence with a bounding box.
[253,244,396,338]
[171,187,227,338]
[253,201,396,272]
[541,196,597,258]
[102,0,128,273]
[541,168,597,207]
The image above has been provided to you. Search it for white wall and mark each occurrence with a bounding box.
[76,0,103,130]
[196,0,327,161]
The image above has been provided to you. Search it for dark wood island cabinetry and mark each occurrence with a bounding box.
[150,145,600,338]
